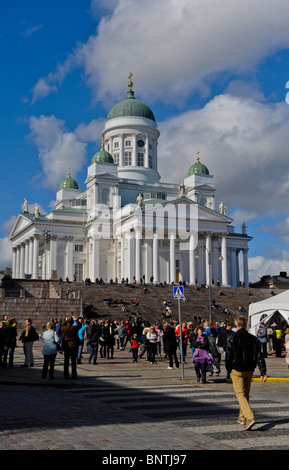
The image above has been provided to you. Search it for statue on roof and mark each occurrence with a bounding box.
[137,193,143,207]
[178,182,185,197]
[22,198,28,213]
[219,201,226,215]
[33,203,40,218]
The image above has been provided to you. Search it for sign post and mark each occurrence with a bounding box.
[173,285,185,380]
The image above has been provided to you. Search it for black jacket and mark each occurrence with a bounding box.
[163,327,178,352]
[225,328,266,375]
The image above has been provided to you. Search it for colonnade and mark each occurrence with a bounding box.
[12,234,75,281]
[116,231,250,287]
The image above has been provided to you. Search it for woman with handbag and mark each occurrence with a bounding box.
[192,326,214,383]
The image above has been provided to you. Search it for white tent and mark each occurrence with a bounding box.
[249,290,289,334]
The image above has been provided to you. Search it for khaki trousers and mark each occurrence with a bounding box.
[231,369,254,421]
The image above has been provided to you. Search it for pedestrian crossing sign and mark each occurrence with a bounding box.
[173,285,184,299]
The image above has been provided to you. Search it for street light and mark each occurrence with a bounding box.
[195,248,223,322]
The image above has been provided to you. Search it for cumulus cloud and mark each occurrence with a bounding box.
[0,237,12,269]
[157,93,289,218]
[28,115,87,189]
[31,0,289,105]
[249,252,289,283]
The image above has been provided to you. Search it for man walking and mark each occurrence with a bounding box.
[225,315,267,431]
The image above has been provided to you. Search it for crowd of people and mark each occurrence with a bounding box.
[0,312,287,384]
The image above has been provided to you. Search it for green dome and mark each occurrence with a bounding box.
[59,168,79,190]
[187,153,209,176]
[107,90,155,122]
[91,142,114,164]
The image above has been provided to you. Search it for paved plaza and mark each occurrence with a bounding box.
[0,340,289,453]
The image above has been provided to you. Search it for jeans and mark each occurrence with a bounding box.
[64,347,78,379]
[194,360,207,383]
[167,349,179,368]
[89,342,98,363]
[148,342,157,363]
[23,342,34,366]
[2,346,15,368]
[78,340,84,362]
[42,354,57,378]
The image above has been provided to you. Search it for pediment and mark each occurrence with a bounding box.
[121,196,232,225]
[9,213,32,239]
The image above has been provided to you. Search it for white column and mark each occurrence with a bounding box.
[221,233,229,286]
[126,233,135,282]
[24,241,29,277]
[153,231,159,283]
[119,135,124,167]
[28,239,33,276]
[66,236,73,281]
[169,233,176,284]
[120,237,125,279]
[145,136,149,168]
[231,248,237,287]
[135,228,142,282]
[12,248,17,278]
[19,243,25,278]
[89,237,99,281]
[243,248,249,288]
[145,238,153,282]
[189,233,197,285]
[236,249,240,287]
[32,235,39,279]
[50,235,57,278]
[133,133,137,167]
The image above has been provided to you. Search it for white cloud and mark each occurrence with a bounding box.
[28,115,87,189]
[0,237,12,269]
[23,24,44,38]
[31,0,289,105]
[157,93,289,217]
[249,252,289,283]
[74,118,105,142]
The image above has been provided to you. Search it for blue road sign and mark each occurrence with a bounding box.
[173,285,184,299]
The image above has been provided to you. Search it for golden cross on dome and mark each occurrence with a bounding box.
[128,72,133,91]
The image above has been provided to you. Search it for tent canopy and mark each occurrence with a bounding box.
[249,290,289,334]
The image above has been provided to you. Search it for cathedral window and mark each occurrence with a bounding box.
[137,153,144,166]
[125,152,132,165]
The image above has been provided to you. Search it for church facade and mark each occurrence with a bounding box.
[9,76,252,287]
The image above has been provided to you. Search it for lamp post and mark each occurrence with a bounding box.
[195,247,223,322]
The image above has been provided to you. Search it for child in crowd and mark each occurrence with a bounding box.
[131,333,140,362]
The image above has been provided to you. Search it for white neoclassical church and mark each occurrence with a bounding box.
[9,76,252,287]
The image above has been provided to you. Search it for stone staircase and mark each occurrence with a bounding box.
[0,278,278,329]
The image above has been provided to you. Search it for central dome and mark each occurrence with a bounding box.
[106,75,155,122]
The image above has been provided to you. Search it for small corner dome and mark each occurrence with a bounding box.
[187,152,209,176]
[91,140,114,164]
[59,168,79,190]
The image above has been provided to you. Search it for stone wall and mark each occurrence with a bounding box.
[0,297,82,330]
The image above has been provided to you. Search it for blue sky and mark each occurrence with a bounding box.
[2,0,289,283]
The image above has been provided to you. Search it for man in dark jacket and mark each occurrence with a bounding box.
[226,315,267,431]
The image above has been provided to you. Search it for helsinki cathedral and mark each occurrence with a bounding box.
[9,75,252,287]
